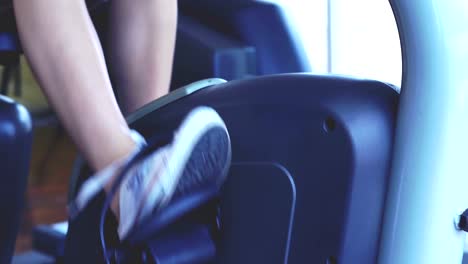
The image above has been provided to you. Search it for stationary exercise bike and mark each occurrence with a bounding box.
[2,0,468,263]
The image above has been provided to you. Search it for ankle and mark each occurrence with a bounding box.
[93,135,137,172]
[68,130,147,221]
[103,130,147,220]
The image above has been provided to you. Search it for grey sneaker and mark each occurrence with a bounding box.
[71,106,231,240]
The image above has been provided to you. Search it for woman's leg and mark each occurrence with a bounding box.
[14,0,230,241]
[108,0,177,114]
[13,0,135,172]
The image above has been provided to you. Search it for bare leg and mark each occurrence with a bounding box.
[13,0,135,172]
[12,1,229,239]
[109,0,178,114]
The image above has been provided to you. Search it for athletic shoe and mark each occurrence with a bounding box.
[70,106,231,239]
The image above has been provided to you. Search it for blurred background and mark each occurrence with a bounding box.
[3,58,76,253]
[0,0,401,254]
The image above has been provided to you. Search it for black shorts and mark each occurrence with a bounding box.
[0,0,108,18]
[0,0,109,31]
[0,0,107,9]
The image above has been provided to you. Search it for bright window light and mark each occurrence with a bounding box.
[262,0,402,87]
[261,0,329,73]
[330,0,402,86]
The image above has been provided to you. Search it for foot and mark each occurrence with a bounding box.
[70,106,231,240]
[118,106,231,238]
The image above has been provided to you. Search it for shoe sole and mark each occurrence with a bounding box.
[134,107,231,233]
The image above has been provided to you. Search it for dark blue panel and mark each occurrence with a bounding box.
[65,74,397,263]
[0,95,32,264]
[147,224,216,264]
[63,191,120,264]
[216,162,295,264]
[129,74,398,263]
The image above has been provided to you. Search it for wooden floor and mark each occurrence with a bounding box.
[15,185,69,253]
[5,57,80,254]
[14,126,77,253]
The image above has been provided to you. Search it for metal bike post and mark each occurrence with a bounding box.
[379,0,468,263]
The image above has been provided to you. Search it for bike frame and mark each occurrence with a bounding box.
[380,0,468,263]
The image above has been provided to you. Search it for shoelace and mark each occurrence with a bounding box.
[99,133,174,263]
[117,145,171,238]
